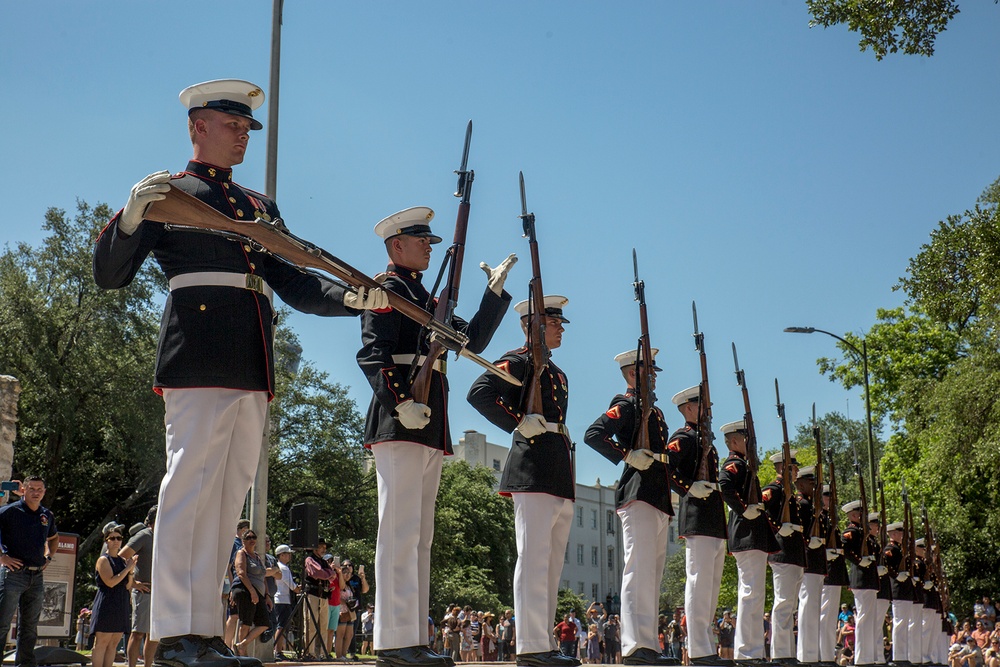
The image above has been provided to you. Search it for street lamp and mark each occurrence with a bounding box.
[783,326,877,498]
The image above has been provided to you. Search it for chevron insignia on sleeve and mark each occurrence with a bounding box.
[606,405,621,419]
[667,439,680,452]
[762,488,772,502]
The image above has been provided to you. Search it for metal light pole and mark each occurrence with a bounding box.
[784,326,877,497]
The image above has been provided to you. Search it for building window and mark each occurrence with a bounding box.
[608,547,615,570]
[563,579,570,590]
[492,458,501,471]
[591,509,598,529]
[592,546,599,566]
[578,581,585,595]
[606,510,616,535]
[577,507,584,527]
[592,583,600,600]
[577,544,584,565]
[668,526,675,543]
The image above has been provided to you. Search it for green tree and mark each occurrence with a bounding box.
[430,460,516,617]
[557,588,588,625]
[0,201,166,547]
[805,0,961,59]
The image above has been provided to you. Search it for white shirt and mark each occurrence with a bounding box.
[275,561,297,605]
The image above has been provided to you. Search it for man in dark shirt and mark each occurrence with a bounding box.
[121,505,157,667]
[0,476,59,667]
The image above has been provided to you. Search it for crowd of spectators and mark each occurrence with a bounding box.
[947,596,1000,667]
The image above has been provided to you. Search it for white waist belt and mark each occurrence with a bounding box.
[168,272,273,306]
[391,354,446,373]
[544,421,570,436]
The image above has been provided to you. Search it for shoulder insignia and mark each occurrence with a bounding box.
[606,405,621,420]
[667,439,681,452]
[497,360,510,373]
[724,462,739,475]
[762,488,772,502]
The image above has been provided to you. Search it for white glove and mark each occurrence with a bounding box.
[826,549,839,561]
[742,505,761,520]
[778,522,797,538]
[344,286,389,310]
[924,581,933,591]
[120,170,172,235]
[859,555,875,568]
[912,576,920,585]
[809,536,825,550]
[624,449,656,471]
[480,253,518,296]
[395,399,431,430]
[897,571,909,582]
[687,480,716,500]
[792,523,804,532]
[516,414,548,439]
[878,565,889,577]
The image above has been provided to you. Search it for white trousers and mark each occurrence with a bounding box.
[617,503,670,657]
[769,562,803,660]
[891,599,912,663]
[820,585,842,662]
[852,588,878,665]
[732,550,768,660]
[873,597,891,663]
[906,601,923,664]
[372,441,443,651]
[937,630,950,664]
[513,493,574,655]
[151,388,267,641]
[684,535,726,660]
[921,606,935,663]
[796,573,825,663]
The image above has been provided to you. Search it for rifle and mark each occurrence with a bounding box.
[810,404,824,539]
[878,477,889,549]
[692,302,714,481]
[851,440,870,558]
[632,249,655,451]
[145,186,520,386]
[408,121,474,403]
[519,172,549,416]
[774,379,793,525]
[922,505,939,598]
[825,448,842,550]
[732,343,760,505]
[901,479,912,576]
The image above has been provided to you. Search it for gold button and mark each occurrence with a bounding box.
[393,383,399,388]
[244,245,252,252]
[199,304,206,311]
[249,263,256,269]
[229,197,237,203]
[223,182,229,189]
[236,210,244,217]
[387,372,393,377]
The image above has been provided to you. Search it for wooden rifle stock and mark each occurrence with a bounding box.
[878,477,889,549]
[775,379,793,525]
[826,448,841,550]
[632,249,654,450]
[811,404,824,539]
[692,302,714,481]
[409,121,473,404]
[519,172,548,416]
[732,343,760,505]
[901,481,912,574]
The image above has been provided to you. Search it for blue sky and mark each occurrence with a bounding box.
[2,2,998,489]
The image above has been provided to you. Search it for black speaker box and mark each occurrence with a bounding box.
[289,502,318,550]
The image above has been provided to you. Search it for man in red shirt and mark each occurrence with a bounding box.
[554,616,577,659]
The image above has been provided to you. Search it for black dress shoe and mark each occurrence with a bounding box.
[417,647,456,667]
[689,657,735,667]
[516,651,580,667]
[203,637,263,667]
[624,647,683,665]
[376,646,451,667]
[154,636,239,667]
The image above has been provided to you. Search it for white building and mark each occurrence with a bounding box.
[452,430,682,605]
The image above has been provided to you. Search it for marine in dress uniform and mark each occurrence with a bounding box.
[762,451,804,664]
[664,386,727,666]
[820,486,849,667]
[884,521,914,667]
[842,501,880,666]
[869,514,892,665]
[467,296,579,667]
[583,349,676,666]
[912,540,935,665]
[795,466,829,665]
[93,80,387,667]
[717,420,778,665]
[357,208,514,667]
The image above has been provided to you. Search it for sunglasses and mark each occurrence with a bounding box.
[244,536,257,541]
[107,535,123,541]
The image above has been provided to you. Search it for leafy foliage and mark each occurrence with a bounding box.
[805,0,961,59]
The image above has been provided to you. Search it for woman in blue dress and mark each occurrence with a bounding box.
[90,524,137,667]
